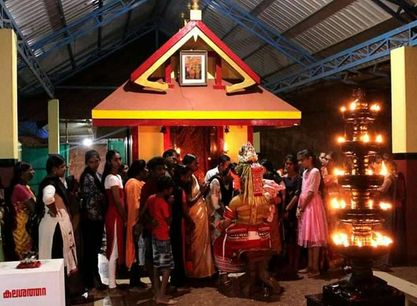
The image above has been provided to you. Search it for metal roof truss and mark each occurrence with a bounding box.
[267,19,417,93]
[201,0,316,67]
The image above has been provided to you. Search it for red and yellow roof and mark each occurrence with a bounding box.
[92,19,301,126]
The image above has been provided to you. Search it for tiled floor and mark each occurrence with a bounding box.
[76,257,416,306]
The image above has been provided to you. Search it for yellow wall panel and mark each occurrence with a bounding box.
[138,126,164,161]
[224,126,247,162]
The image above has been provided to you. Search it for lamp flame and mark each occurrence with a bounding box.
[349,101,357,111]
[340,106,347,112]
[372,232,393,247]
[361,133,370,143]
[370,104,381,112]
[332,232,349,247]
[379,202,392,210]
[333,168,345,176]
[380,161,388,176]
[330,198,347,209]
[337,136,346,143]
[366,168,374,175]
[376,134,383,143]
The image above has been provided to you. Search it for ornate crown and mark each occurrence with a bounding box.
[238,142,258,163]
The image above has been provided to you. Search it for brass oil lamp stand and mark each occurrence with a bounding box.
[307,89,404,306]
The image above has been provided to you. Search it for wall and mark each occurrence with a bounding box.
[224,126,248,162]
[138,126,164,161]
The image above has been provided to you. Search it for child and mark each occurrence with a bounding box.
[296,149,328,278]
[146,176,177,305]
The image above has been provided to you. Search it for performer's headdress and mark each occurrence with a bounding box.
[237,142,265,204]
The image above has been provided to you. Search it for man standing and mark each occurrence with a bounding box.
[205,155,231,183]
[163,149,179,179]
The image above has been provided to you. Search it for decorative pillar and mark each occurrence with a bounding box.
[390,46,417,262]
[0,29,18,186]
[216,126,224,154]
[163,126,171,150]
[131,126,139,160]
[48,99,60,154]
[247,126,254,144]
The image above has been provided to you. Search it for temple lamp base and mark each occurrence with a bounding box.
[306,276,404,306]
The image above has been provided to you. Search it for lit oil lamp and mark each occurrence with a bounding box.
[310,89,404,306]
[337,136,346,143]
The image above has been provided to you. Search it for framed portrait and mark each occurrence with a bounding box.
[179,50,208,86]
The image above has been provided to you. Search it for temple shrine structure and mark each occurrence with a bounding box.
[92,6,301,171]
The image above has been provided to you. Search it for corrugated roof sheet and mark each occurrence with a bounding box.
[2,0,405,93]
[258,0,331,33]
[293,0,393,53]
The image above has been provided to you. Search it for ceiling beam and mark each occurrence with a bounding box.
[265,19,417,93]
[98,0,104,51]
[43,0,76,69]
[243,0,355,61]
[263,16,402,79]
[284,0,356,38]
[202,0,315,67]
[30,0,152,61]
[389,0,417,20]
[371,0,410,24]
[0,0,54,97]
[21,21,156,95]
[222,0,274,40]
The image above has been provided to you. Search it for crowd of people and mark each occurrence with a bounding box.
[0,145,406,304]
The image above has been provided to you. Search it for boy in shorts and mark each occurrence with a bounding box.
[147,176,177,305]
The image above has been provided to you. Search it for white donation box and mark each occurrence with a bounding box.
[0,258,65,306]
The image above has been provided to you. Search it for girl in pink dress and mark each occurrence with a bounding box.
[296,149,328,278]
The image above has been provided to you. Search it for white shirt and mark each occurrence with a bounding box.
[205,167,219,183]
[104,174,123,189]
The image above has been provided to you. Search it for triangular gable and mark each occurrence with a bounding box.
[130,20,260,93]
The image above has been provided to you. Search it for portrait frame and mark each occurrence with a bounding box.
[179,50,208,86]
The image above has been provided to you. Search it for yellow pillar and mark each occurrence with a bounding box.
[0,29,18,162]
[48,99,60,154]
[391,46,417,153]
[390,46,417,262]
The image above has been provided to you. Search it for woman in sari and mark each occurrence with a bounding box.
[125,159,147,287]
[10,162,36,259]
[182,154,216,278]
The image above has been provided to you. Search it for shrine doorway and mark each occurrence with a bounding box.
[171,126,222,180]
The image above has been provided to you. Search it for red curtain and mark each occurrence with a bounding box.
[173,127,211,182]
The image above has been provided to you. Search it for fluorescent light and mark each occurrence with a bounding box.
[82,138,93,147]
